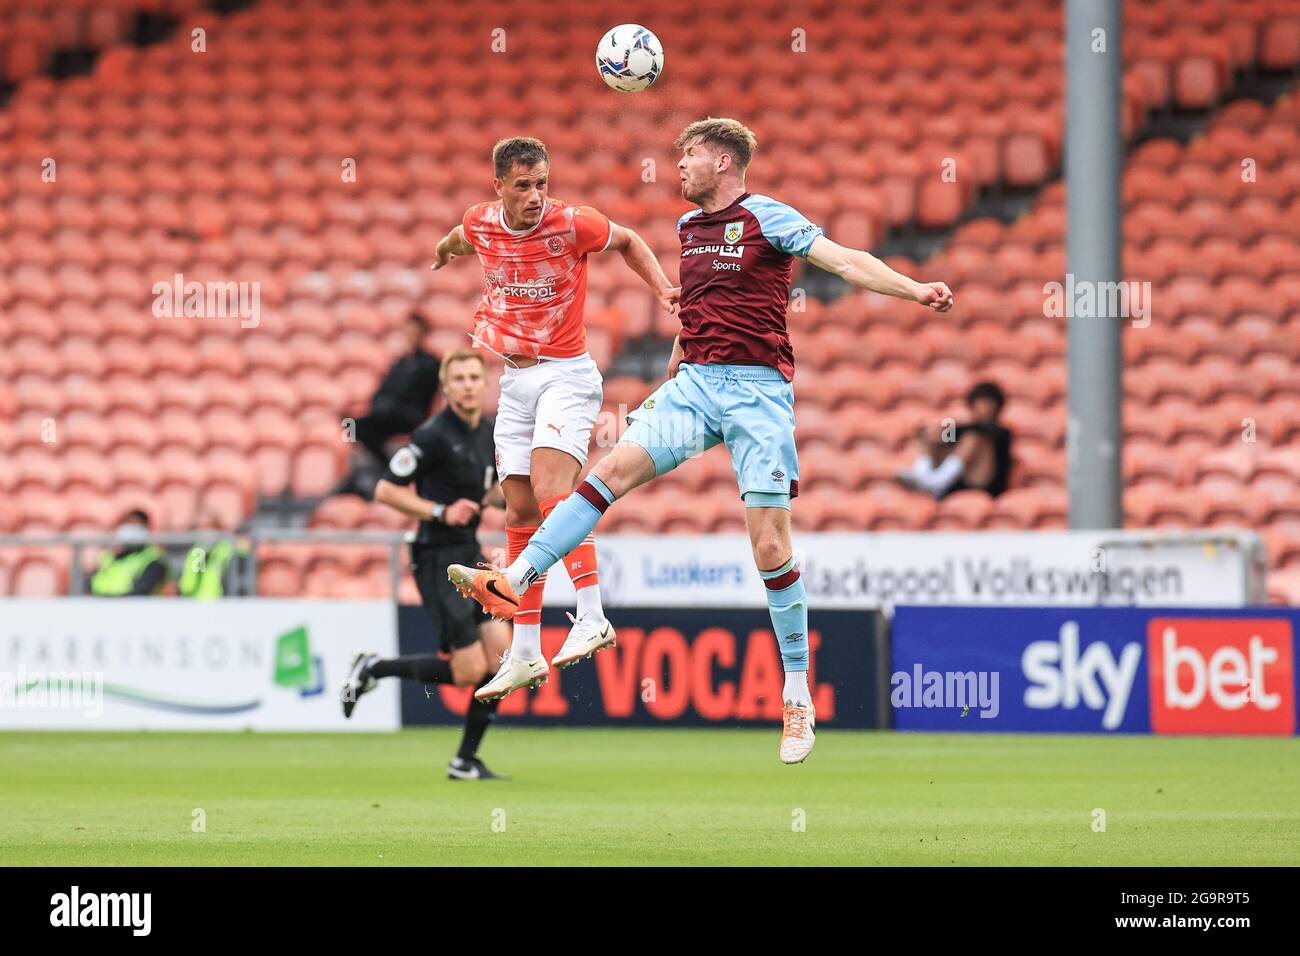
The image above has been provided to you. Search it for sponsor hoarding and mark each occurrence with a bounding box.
[891,606,1297,734]
[0,599,400,731]
[398,606,885,728]
[540,531,1261,610]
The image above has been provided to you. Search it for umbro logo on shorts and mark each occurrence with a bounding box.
[771,469,785,481]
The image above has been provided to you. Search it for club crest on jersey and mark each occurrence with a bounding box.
[723,221,744,245]
[547,236,564,254]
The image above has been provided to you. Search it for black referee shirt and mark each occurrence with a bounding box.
[379,406,496,546]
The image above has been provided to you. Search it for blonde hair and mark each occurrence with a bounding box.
[674,117,758,172]
[439,348,486,383]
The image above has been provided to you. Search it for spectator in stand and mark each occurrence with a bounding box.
[89,510,169,596]
[336,312,442,496]
[896,381,1013,499]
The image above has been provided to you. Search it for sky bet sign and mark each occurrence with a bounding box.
[891,607,1297,734]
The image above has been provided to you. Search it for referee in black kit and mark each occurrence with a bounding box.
[341,348,511,780]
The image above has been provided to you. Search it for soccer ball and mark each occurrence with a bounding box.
[596,24,664,93]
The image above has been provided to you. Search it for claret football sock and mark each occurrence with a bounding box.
[760,556,811,704]
[508,476,616,594]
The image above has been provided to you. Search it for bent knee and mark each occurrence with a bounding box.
[594,444,655,498]
[452,655,488,687]
[506,504,542,527]
[754,540,791,571]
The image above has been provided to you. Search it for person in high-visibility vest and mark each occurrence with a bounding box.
[90,510,169,596]
[178,536,248,599]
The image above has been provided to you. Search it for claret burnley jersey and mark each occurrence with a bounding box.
[676,193,824,381]
[461,198,613,360]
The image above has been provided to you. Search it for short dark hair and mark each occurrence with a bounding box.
[406,312,430,331]
[123,509,150,526]
[492,136,549,179]
[966,381,1006,412]
[674,117,758,173]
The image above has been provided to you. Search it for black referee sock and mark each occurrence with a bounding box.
[370,655,453,684]
[457,676,501,762]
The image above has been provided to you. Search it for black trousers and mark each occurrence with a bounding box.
[409,543,490,653]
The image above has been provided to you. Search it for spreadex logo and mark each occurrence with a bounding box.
[682,243,743,259]
[1020,617,1297,734]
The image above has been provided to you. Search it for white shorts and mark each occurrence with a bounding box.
[494,352,603,480]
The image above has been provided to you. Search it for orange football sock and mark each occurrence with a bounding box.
[506,526,546,654]
[540,494,604,620]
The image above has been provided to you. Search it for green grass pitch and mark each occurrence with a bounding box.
[2,729,1297,866]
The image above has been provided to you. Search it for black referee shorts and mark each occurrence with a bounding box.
[408,542,490,653]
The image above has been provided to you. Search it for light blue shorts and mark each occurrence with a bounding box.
[623,363,799,507]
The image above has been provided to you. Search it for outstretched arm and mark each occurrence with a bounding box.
[431,224,475,271]
[806,235,953,311]
[375,479,480,526]
[603,223,680,314]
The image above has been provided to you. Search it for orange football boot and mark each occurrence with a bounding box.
[447,562,520,621]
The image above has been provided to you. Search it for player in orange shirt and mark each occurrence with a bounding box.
[430,136,678,701]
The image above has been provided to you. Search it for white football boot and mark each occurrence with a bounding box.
[550,613,617,670]
[779,700,816,764]
[473,651,549,703]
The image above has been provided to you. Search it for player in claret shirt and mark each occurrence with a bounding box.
[431,136,678,702]
[451,118,953,763]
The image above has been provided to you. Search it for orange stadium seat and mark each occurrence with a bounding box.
[0,0,1296,593]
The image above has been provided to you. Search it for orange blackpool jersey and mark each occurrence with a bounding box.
[461,198,612,359]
